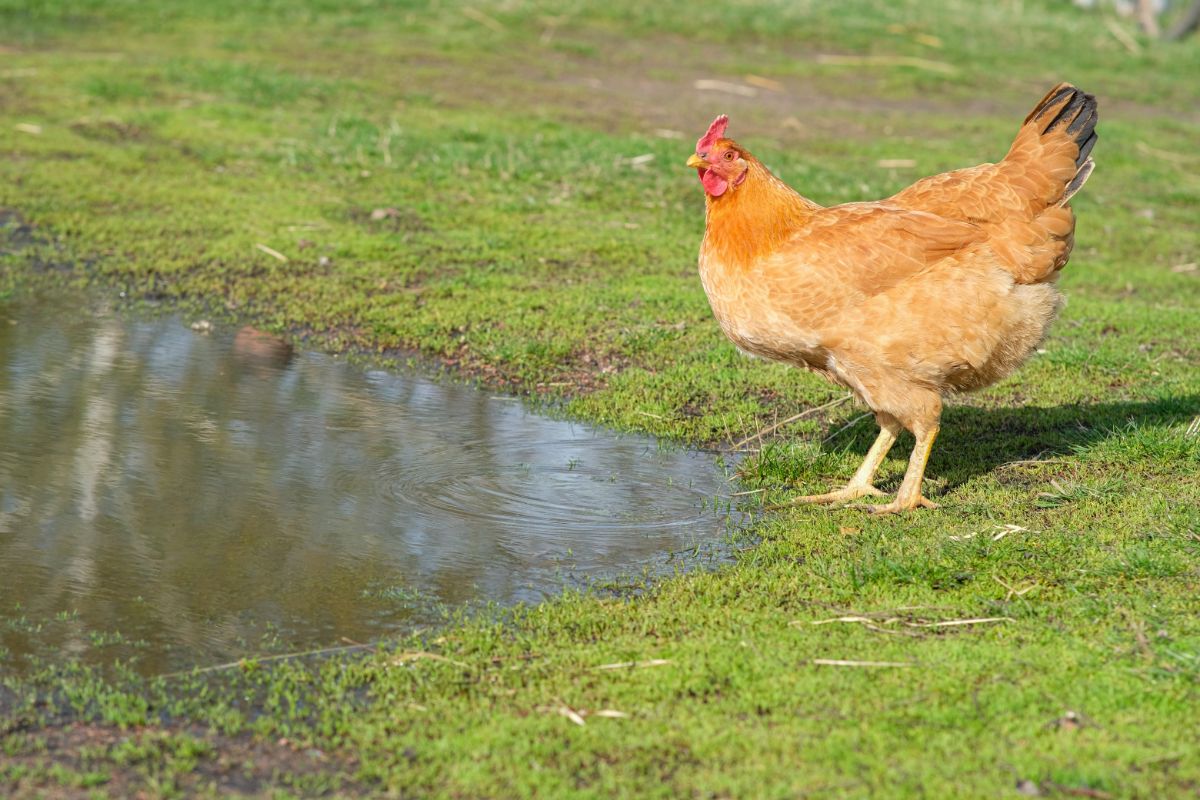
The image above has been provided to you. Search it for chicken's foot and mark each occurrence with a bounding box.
[791,419,899,506]
[858,426,940,514]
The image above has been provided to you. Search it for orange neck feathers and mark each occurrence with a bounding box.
[702,155,818,268]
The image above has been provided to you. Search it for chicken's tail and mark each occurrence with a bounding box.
[987,84,1097,283]
[1005,83,1098,207]
[1026,83,1097,204]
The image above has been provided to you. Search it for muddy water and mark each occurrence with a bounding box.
[0,296,738,675]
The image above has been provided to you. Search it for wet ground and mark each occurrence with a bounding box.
[0,295,739,675]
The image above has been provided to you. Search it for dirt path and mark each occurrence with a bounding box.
[2,722,369,798]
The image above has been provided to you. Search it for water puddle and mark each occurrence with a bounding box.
[0,295,739,675]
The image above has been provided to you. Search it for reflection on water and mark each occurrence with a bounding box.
[0,296,738,675]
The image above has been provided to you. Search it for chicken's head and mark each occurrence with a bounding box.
[686,115,749,198]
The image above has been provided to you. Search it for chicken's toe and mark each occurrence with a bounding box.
[790,483,886,506]
[856,495,939,514]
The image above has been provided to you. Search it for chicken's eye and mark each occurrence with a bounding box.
[723,151,736,161]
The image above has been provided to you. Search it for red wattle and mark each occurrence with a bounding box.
[700,168,728,197]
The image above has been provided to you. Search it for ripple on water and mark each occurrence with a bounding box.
[0,297,741,675]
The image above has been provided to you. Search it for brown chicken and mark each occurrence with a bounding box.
[685,84,1097,513]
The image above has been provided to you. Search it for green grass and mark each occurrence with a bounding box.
[2,0,1199,797]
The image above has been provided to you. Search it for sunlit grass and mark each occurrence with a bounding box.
[1,0,1198,796]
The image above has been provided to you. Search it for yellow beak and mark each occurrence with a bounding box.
[685,154,706,169]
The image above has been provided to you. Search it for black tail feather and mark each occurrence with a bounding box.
[1076,132,1097,166]
[1029,83,1099,171]
[1061,158,1094,206]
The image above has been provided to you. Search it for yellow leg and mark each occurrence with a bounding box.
[791,418,902,505]
[859,426,940,514]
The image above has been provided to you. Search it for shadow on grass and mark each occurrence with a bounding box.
[827,394,1200,490]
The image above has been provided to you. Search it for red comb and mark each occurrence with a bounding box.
[696,115,729,154]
